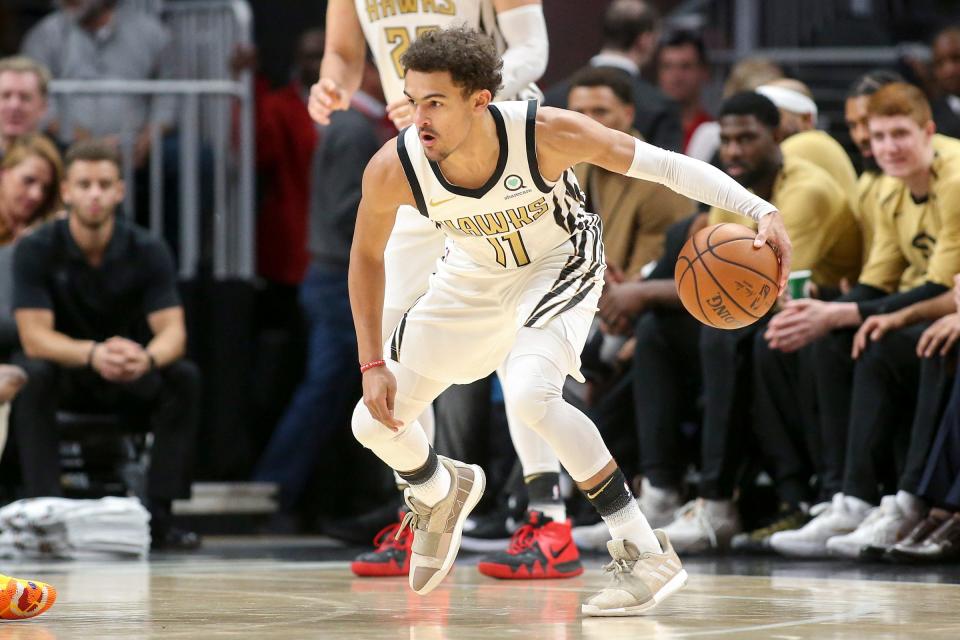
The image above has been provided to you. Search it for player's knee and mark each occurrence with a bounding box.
[351,400,385,448]
[502,355,563,427]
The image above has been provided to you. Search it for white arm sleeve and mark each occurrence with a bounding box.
[495,5,549,100]
[625,138,777,221]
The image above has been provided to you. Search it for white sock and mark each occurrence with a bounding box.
[602,499,662,554]
[408,462,452,508]
[531,502,566,523]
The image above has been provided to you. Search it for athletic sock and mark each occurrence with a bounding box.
[525,471,566,522]
[397,447,451,508]
[583,468,661,554]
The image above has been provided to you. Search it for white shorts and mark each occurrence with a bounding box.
[387,239,604,384]
[382,205,446,343]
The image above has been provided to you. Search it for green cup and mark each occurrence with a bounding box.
[788,270,812,300]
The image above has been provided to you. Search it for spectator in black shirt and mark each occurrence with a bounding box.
[10,139,200,550]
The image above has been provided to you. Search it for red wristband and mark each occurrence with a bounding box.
[360,359,386,373]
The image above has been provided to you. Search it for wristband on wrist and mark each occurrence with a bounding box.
[360,359,386,373]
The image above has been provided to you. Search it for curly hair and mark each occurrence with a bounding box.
[400,26,502,97]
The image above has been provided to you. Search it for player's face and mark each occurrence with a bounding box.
[0,154,53,227]
[0,71,47,140]
[845,95,879,171]
[61,160,124,229]
[719,114,778,187]
[567,86,634,133]
[868,115,934,180]
[657,45,707,105]
[933,32,960,96]
[404,70,491,162]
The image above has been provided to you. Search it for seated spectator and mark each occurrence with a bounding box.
[10,140,200,551]
[659,92,861,555]
[544,0,682,151]
[567,67,694,277]
[656,30,713,156]
[930,26,960,139]
[21,0,175,165]
[1,133,64,357]
[757,78,858,197]
[0,56,51,157]
[766,83,960,558]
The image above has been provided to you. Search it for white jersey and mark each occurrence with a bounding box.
[356,0,486,105]
[397,99,603,275]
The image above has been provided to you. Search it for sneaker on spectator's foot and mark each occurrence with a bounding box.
[637,478,682,530]
[661,499,741,554]
[572,518,613,552]
[769,494,869,558]
[397,457,485,595]
[887,509,952,562]
[477,511,583,579]
[351,509,413,577]
[827,494,922,559]
[461,502,522,552]
[889,512,960,562]
[0,574,56,620]
[322,499,406,545]
[731,504,811,553]
[581,531,687,617]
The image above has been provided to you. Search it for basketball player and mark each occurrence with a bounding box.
[309,0,581,581]
[349,27,790,614]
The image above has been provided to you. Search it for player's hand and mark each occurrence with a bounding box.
[91,341,130,382]
[599,281,646,329]
[756,210,791,294]
[851,311,906,359]
[917,313,960,358]
[308,78,350,125]
[764,298,832,353]
[386,98,415,130]
[362,366,403,431]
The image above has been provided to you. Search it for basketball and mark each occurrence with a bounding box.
[674,223,781,330]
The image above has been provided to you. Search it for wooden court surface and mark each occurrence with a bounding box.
[3,540,960,639]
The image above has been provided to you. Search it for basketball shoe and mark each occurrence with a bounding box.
[661,498,741,554]
[351,509,414,577]
[769,493,869,558]
[477,511,583,579]
[581,531,687,617]
[826,494,922,559]
[397,457,485,595]
[1,574,57,620]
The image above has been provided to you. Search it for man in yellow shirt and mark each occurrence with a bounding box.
[766,82,960,558]
[656,92,859,554]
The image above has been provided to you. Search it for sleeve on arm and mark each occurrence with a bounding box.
[857,205,909,293]
[924,179,960,287]
[856,281,949,318]
[495,5,549,100]
[142,240,181,313]
[12,238,53,311]
[777,184,831,273]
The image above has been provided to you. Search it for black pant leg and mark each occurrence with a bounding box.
[633,310,701,490]
[698,321,761,500]
[10,355,63,497]
[900,350,956,494]
[751,332,814,507]
[812,329,856,497]
[433,376,492,464]
[842,324,926,504]
[143,360,202,501]
[917,357,960,508]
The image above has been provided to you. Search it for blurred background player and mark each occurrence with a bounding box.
[307,0,583,582]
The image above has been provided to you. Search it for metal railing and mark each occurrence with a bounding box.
[47,0,255,281]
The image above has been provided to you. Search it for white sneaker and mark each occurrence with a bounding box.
[637,479,682,529]
[769,494,869,558]
[660,499,741,554]
[826,494,922,559]
[572,519,613,552]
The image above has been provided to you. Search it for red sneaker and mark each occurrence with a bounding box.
[350,514,413,577]
[477,511,584,579]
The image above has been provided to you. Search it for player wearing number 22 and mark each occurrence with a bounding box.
[350,27,792,615]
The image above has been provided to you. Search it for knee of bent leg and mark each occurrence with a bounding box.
[502,355,563,428]
[351,399,390,448]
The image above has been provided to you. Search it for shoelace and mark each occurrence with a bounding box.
[372,522,409,550]
[602,556,635,584]
[396,509,426,541]
[676,500,718,549]
[506,523,537,553]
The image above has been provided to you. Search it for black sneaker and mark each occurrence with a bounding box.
[151,527,202,551]
[462,508,520,552]
[731,505,810,554]
[321,499,405,545]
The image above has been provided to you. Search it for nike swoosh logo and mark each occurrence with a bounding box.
[586,476,615,500]
[429,196,456,207]
[551,540,572,558]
